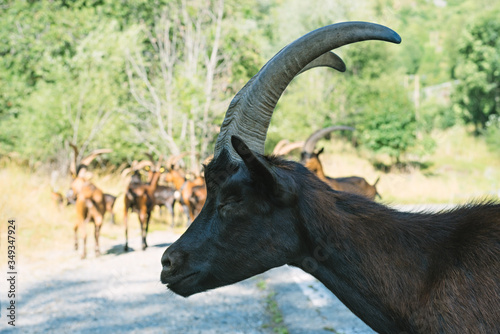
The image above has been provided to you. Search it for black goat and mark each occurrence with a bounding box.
[160,22,500,333]
[153,185,177,227]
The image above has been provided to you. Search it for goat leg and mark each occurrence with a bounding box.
[94,218,103,257]
[123,195,130,251]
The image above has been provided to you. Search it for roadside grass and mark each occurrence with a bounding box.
[257,279,289,334]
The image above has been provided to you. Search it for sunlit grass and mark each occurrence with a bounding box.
[317,126,500,204]
[0,166,187,265]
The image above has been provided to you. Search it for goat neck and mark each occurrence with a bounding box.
[162,138,500,333]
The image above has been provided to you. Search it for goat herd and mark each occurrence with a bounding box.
[51,22,499,333]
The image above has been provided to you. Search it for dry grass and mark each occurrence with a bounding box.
[0,166,187,266]
[311,126,500,204]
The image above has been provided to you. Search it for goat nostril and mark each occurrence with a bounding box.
[161,251,174,270]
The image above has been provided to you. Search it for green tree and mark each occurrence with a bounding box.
[0,1,142,167]
[452,8,500,133]
[351,75,418,164]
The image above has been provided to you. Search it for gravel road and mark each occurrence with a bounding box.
[0,227,375,334]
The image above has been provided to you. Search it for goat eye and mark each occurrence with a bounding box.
[218,198,242,212]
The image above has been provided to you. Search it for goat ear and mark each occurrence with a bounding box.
[317,147,324,156]
[232,136,296,204]
[231,136,275,186]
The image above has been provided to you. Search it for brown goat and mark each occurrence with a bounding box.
[180,174,207,224]
[164,153,207,225]
[123,159,164,251]
[68,143,112,259]
[66,189,117,224]
[165,169,207,225]
[301,126,380,200]
[161,22,500,333]
[140,156,177,226]
[303,146,380,200]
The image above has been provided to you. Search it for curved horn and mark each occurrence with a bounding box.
[276,141,305,156]
[167,151,195,169]
[120,160,139,179]
[272,139,291,156]
[302,125,355,154]
[76,148,112,177]
[132,160,154,171]
[214,22,401,161]
[80,149,112,166]
[298,51,346,75]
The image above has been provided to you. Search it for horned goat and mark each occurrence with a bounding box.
[160,22,500,333]
[164,152,207,225]
[68,143,112,259]
[123,158,165,251]
[301,126,380,200]
[142,156,178,226]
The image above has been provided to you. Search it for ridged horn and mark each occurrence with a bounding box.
[302,125,355,155]
[214,22,401,162]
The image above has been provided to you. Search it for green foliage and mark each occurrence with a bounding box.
[0,0,495,170]
[0,1,148,165]
[452,7,500,133]
[352,76,418,163]
[484,115,500,155]
[418,98,459,131]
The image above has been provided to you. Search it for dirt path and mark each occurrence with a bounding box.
[0,228,374,334]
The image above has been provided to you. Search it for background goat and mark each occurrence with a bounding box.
[160,22,500,333]
[123,158,164,251]
[143,155,177,226]
[68,143,112,259]
[301,126,380,200]
[164,152,207,225]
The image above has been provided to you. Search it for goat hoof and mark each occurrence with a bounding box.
[142,244,147,251]
[124,245,129,252]
[81,254,86,260]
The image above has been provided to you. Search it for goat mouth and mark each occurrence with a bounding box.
[161,271,200,291]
